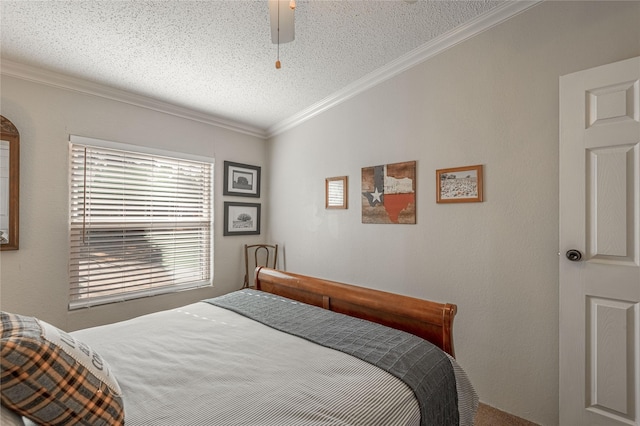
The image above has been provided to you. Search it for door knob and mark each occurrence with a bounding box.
[566,249,582,262]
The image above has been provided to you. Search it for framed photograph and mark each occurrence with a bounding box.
[325,176,348,209]
[224,202,261,236]
[223,161,261,197]
[436,164,483,203]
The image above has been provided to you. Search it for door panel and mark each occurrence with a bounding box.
[587,143,638,264]
[587,297,637,420]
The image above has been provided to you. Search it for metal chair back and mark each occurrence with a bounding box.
[243,244,278,288]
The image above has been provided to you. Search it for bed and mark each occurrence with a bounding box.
[1,267,478,426]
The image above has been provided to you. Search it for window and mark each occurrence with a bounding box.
[68,136,213,309]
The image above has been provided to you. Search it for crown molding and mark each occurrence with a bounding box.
[0,60,268,139]
[266,0,542,138]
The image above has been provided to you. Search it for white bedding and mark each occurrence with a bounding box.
[19,301,476,425]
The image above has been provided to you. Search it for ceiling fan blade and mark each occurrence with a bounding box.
[269,0,295,44]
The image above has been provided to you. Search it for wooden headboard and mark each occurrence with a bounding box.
[254,267,457,358]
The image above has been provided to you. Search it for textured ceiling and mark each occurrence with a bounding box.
[1,1,511,136]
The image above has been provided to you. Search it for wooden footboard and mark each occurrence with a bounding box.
[254,267,457,358]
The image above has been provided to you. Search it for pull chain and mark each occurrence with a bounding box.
[275,0,281,69]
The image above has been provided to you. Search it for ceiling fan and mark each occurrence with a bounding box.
[267,0,417,69]
[268,0,295,69]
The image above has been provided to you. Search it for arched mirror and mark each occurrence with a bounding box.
[1,115,19,250]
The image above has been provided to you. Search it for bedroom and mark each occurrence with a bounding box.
[1,1,639,425]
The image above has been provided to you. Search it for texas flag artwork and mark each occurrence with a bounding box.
[361,161,416,224]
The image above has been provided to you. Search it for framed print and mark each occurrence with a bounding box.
[326,176,348,209]
[223,161,261,197]
[224,202,261,236]
[436,164,483,203]
[361,161,416,224]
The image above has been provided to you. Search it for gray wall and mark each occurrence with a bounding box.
[266,2,640,425]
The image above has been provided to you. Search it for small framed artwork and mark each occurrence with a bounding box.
[326,176,348,209]
[224,202,261,236]
[223,161,261,197]
[436,164,483,203]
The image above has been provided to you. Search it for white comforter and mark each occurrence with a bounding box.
[21,301,477,425]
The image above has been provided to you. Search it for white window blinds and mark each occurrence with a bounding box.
[68,138,213,309]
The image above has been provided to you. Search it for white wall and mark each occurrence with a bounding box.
[266,2,640,425]
[0,75,269,330]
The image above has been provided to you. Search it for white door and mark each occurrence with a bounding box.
[560,56,640,426]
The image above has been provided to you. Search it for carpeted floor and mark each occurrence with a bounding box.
[474,403,539,426]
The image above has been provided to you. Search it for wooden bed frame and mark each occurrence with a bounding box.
[254,267,457,357]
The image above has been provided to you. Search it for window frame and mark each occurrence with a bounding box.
[68,135,214,310]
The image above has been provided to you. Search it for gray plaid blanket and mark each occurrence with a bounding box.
[205,289,459,426]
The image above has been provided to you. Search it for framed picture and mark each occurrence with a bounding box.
[224,202,261,236]
[223,161,261,197]
[436,164,483,203]
[325,176,348,209]
[361,161,416,224]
